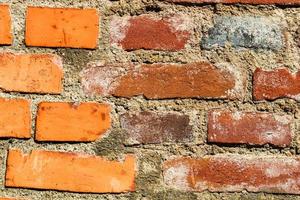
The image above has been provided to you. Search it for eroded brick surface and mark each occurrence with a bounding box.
[164,155,300,194]
[208,109,292,147]
[81,62,245,100]
[0,53,63,94]
[253,68,300,101]
[110,14,192,51]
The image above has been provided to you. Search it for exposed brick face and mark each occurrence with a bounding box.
[81,62,245,100]
[36,102,111,142]
[253,68,300,101]
[0,0,299,198]
[0,98,31,139]
[0,53,63,94]
[208,110,292,147]
[110,15,191,51]
[0,5,12,45]
[5,149,136,193]
[163,155,300,194]
[26,7,99,48]
[120,111,193,144]
[164,0,300,4]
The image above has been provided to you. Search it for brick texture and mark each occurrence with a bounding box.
[81,62,245,100]
[0,98,31,139]
[110,15,191,51]
[5,149,135,193]
[0,53,63,94]
[208,109,292,147]
[164,0,300,5]
[253,68,300,101]
[0,5,12,45]
[120,111,193,144]
[201,16,283,50]
[36,102,111,142]
[164,155,300,194]
[26,7,99,48]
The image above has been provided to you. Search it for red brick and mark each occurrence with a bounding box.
[26,7,99,49]
[81,62,245,100]
[110,15,191,51]
[5,149,136,193]
[36,102,111,142]
[0,98,30,139]
[164,0,300,5]
[163,155,300,194]
[253,68,300,101]
[0,53,63,94]
[120,111,192,144]
[208,109,292,147]
[0,5,12,45]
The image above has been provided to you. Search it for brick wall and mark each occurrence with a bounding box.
[0,0,299,199]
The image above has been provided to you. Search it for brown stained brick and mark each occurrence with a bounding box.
[164,0,300,5]
[0,5,12,45]
[26,7,99,49]
[36,102,111,142]
[163,155,300,194]
[110,14,191,51]
[120,111,193,145]
[0,98,30,139]
[253,68,300,101]
[0,53,63,94]
[5,149,136,193]
[81,62,245,100]
[208,109,292,147]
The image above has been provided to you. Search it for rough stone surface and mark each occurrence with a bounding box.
[201,16,284,50]
[120,111,193,145]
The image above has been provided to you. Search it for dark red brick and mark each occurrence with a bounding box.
[120,111,193,144]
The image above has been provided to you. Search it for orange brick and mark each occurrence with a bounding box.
[36,102,111,142]
[0,5,12,45]
[0,53,63,94]
[25,7,99,48]
[5,149,136,193]
[0,98,30,139]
